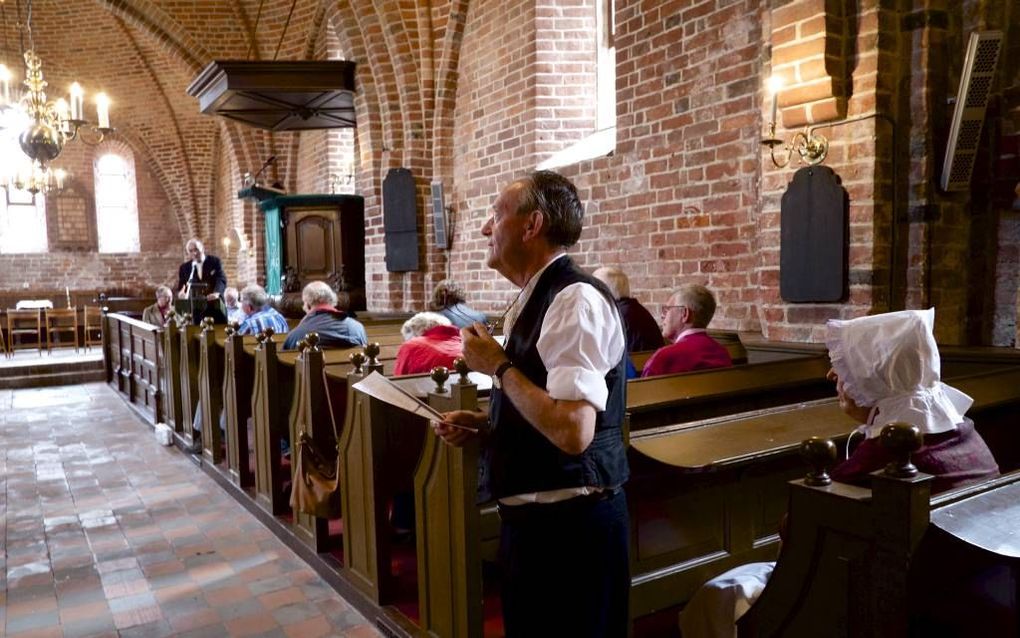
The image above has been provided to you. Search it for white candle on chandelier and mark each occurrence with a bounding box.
[69,82,84,121]
[95,92,110,129]
[53,168,67,190]
[55,98,70,133]
[0,64,11,107]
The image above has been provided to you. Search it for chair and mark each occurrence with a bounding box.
[7,308,43,355]
[45,308,79,354]
[83,305,104,351]
[0,316,7,358]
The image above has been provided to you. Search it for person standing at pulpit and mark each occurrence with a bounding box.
[433,171,630,638]
[176,238,228,324]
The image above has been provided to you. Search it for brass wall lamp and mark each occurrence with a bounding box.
[760,76,828,168]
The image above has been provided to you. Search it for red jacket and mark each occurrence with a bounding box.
[640,331,732,377]
[394,325,463,375]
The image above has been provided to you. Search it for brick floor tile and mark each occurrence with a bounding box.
[2,384,380,638]
[258,586,305,611]
[225,611,280,637]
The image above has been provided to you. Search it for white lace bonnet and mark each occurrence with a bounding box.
[825,308,972,438]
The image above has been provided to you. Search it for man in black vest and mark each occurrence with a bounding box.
[434,171,630,637]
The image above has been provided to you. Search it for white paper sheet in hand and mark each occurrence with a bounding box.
[352,371,447,422]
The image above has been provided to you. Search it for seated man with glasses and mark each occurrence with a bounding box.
[641,284,731,377]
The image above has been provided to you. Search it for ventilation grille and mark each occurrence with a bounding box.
[940,31,1002,192]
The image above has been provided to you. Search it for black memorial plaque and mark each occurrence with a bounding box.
[780,166,849,303]
[383,168,420,272]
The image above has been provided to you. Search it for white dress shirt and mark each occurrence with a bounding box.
[498,254,626,505]
[502,254,625,411]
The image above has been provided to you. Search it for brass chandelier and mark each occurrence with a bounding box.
[0,0,113,195]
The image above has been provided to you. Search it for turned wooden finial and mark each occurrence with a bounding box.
[201,316,215,332]
[350,351,366,374]
[263,327,276,340]
[304,332,320,352]
[225,323,236,337]
[800,436,838,486]
[255,330,268,345]
[431,366,450,393]
[178,313,192,327]
[453,357,471,384]
[365,342,381,366]
[880,422,923,478]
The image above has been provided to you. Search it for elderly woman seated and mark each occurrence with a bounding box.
[394,311,463,376]
[679,308,1000,638]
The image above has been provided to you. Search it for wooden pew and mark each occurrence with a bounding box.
[627,364,1020,619]
[336,354,429,606]
[417,365,487,638]
[250,332,403,517]
[197,318,226,464]
[220,327,288,489]
[202,319,402,486]
[103,311,164,424]
[626,355,835,431]
[738,429,1020,637]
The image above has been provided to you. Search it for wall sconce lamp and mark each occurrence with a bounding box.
[761,75,828,168]
[329,160,356,194]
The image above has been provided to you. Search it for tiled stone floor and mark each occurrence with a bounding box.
[1,383,382,638]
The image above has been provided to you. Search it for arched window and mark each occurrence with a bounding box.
[536,0,616,170]
[94,152,140,253]
[0,109,48,254]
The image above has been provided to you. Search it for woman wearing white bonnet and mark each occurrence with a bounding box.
[826,308,998,493]
[679,309,999,638]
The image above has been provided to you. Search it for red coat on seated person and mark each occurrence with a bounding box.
[394,324,463,375]
[640,329,732,377]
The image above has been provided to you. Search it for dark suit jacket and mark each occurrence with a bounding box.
[177,254,227,297]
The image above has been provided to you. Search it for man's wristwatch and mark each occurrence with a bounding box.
[492,360,513,389]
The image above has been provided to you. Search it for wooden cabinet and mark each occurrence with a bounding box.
[250,193,365,310]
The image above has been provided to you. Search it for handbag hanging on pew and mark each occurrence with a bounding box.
[290,368,343,519]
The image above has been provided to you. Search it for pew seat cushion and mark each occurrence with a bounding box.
[831,418,1000,494]
[679,561,775,638]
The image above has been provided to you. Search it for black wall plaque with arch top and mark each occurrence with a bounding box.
[383,167,420,272]
[780,166,849,302]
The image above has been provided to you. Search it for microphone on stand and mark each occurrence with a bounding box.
[185,261,198,298]
[253,155,277,184]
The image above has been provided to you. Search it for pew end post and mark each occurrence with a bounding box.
[252,328,289,516]
[199,317,225,466]
[223,325,255,488]
[415,360,484,638]
[289,333,334,553]
[738,423,932,638]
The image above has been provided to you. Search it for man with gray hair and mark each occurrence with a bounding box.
[237,284,289,336]
[433,171,630,637]
[282,280,367,350]
[641,283,731,377]
[223,287,245,324]
[176,237,227,324]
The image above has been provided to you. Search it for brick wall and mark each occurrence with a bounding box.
[1,0,1016,346]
